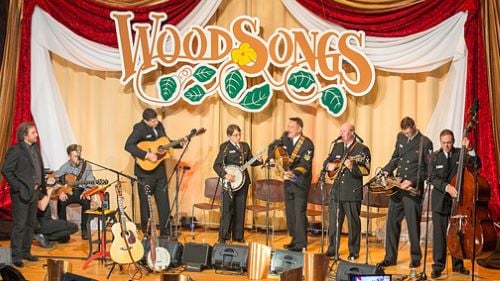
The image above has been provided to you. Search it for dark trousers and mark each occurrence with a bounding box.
[284,181,308,248]
[328,200,361,256]
[57,188,90,232]
[384,195,422,264]
[432,211,464,272]
[220,184,248,241]
[11,192,38,261]
[39,219,79,242]
[138,177,170,236]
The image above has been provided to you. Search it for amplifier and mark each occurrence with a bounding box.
[182,242,212,272]
[270,250,304,274]
[336,261,384,281]
[211,243,248,272]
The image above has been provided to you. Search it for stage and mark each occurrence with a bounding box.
[4,229,498,281]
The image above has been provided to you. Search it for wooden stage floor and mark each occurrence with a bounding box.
[3,229,499,281]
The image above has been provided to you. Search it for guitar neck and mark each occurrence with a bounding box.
[117,195,128,232]
[147,194,158,242]
[240,148,267,171]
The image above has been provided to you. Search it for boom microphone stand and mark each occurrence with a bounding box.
[163,132,194,240]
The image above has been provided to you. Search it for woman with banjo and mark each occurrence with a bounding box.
[213,124,264,243]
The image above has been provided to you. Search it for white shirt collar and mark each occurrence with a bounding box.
[292,134,301,145]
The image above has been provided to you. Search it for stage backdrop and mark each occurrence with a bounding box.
[1,0,498,232]
[48,0,450,224]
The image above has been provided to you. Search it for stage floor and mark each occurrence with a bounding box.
[3,229,498,281]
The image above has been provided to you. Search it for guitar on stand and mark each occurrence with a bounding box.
[110,183,144,264]
[144,185,170,272]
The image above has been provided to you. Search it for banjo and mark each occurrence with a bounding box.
[144,185,170,271]
[222,147,268,192]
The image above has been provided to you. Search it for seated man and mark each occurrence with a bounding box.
[56,144,94,240]
[34,185,78,248]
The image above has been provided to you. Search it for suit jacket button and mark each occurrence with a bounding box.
[341,181,345,184]
[407,160,410,163]
[400,158,403,161]
[405,168,408,170]
[404,175,408,178]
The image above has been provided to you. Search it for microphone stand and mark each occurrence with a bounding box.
[163,135,193,240]
[318,141,335,254]
[417,153,435,281]
[83,159,137,222]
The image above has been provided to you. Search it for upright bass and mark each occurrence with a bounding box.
[447,101,496,259]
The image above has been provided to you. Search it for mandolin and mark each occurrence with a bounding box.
[327,154,367,179]
[110,183,144,264]
[136,128,206,171]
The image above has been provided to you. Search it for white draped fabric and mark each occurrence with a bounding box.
[282,0,468,148]
[31,1,222,169]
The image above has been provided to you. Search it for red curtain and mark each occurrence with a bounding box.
[0,0,200,219]
[299,0,499,222]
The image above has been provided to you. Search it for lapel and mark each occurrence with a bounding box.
[401,132,419,155]
[20,142,35,168]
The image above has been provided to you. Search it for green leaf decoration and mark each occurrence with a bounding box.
[319,86,347,116]
[158,76,178,101]
[287,70,316,91]
[239,83,271,112]
[183,84,206,104]
[193,65,216,83]
[224,70,245,99]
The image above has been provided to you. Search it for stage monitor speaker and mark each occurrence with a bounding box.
[336,261,384,281]
[182,242,211,272]
[270,250,304,274]
[211,243,249,272]
[0,248,11,265]
[61,273,97,281]
[159,239,184,268]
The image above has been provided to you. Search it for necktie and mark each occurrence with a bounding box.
[235,143,240,150]
[153,128,158,138]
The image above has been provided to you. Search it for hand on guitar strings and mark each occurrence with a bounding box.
[399,180,413,191]
[145,152,158,162]
[224,173,236,182]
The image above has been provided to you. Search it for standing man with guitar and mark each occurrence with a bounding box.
[2,122,43,267]
[378,117,433,269]
[429,129,478,278]
[213,124,263,243]
[56,144,94,240]
[270,117,314,252]
[325,123,371,260]
[125,108,184,237]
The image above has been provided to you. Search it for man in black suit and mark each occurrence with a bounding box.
[270,117,314,252]
[378,117,433,269]
[213,124,262,243]
[1,122,43,267]
[325,123,370,260]
[430,129,477,278]
[125,108,184,236]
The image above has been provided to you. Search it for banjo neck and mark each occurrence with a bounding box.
[239,147,267,171]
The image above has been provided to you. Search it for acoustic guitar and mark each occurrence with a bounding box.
[136,128,206,171]
[110,183,144,264]
[48,173,108,200]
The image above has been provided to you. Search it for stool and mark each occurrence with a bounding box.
[82,208,117,270]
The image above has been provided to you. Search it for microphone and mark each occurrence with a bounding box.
[354,132,364,143]
[332,135,342,143]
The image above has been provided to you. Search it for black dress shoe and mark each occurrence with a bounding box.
[377,260,396,268]
[283,242,295,249]
[453,267,470,275]
[234,238,245,243]
[431,271,442,278]
[325,247,336,257]
[23,255,39,262]
[34,233,52,248]
[409,260,421,268]
[12,260,24,268]
[348,253,359,261]
[288,245,304,252]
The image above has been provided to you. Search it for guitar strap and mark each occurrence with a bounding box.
[289,135,306,164]
[76,160,87,181]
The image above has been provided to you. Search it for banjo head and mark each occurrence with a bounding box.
[224,165,245,191]
[147,247,171,272]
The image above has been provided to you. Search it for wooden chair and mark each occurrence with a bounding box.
[246,179,285,242]
[190,177,223,237]
[360,185,389,238]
